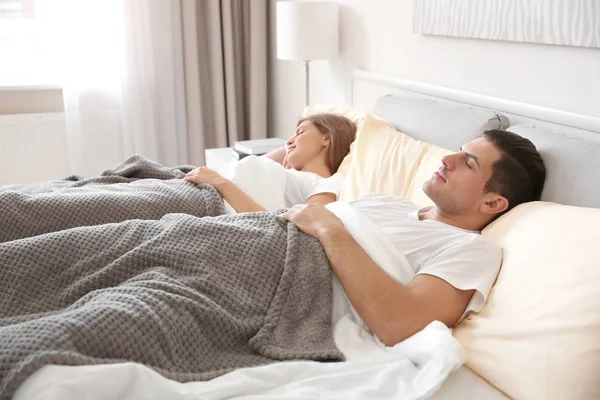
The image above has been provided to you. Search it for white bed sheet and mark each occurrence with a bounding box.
[15,343,508,400]
[15,320,465,400]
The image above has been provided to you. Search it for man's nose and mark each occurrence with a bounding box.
[440,154,452,170]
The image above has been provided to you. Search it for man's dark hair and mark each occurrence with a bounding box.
[482,129,546,214]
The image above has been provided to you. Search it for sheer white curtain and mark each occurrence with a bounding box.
[41,0,188,177]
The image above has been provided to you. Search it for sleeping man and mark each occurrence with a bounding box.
[284,128,546,345]
[0,129,545,397]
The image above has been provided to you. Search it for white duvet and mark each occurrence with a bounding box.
[219,156,288,213]
[14,200,466,400]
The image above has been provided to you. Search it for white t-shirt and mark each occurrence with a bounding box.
[284,170,344,207]
[348,194,502,317]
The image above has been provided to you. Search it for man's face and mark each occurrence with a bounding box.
[423,138,503,215]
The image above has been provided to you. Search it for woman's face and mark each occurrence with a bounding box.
[285,120,329,170]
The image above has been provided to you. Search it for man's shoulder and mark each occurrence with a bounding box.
[440,230,502,262]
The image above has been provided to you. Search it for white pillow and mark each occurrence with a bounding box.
[453,201,600,400]
[220,156,287,213]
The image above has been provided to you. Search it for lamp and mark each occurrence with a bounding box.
[276,1,339,107]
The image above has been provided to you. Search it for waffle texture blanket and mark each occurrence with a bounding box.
[0,211,343,399]
[0,156,343,399]
[0,155,225,243]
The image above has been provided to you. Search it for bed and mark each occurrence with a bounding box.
[6,69,600,400]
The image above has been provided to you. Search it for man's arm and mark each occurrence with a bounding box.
[284,204,475,346]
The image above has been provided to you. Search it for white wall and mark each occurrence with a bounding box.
[269,0,600,139]
[0,113,68,185]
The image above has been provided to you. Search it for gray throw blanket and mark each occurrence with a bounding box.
[0,211,343,399]
[0,155,344,399]
[0,155,225,243]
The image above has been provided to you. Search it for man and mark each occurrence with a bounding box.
[284,129,546,346]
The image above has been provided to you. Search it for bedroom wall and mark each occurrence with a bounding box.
[268,0,600,139]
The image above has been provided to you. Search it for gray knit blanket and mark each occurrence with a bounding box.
[0,155,225,243]
[0,156,344,399]
[0,208,343,399]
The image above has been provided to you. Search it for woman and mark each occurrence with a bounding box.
[184,113,356,213]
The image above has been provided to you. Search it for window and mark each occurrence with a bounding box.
[0,0,35,18]
[0,0,59,87]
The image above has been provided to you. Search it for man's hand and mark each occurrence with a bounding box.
[184,166,226,188]
[283,204,344,240]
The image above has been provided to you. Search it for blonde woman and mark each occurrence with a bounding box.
[184,113,356,212]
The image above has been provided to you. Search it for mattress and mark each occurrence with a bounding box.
[431,366,510,400]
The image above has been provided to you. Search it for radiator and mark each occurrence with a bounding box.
[0,113,69,185]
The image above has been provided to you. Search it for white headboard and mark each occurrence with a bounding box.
[349,69,600,209]
[351,69,600,137]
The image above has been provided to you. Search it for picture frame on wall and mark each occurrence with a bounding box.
[413,0,600,49]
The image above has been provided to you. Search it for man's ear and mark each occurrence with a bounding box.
[480,193,509,216]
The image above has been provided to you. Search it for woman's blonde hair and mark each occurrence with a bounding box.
[297,113,356,174]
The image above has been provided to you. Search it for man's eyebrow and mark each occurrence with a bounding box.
[459,146,480,168]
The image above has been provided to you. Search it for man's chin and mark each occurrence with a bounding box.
[423,186,447,208]
[422,183,435,200]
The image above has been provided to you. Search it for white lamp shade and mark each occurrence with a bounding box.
[276,1,339,61]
